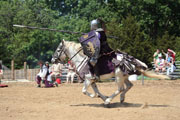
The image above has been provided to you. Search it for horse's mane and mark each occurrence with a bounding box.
[64,41,85,56]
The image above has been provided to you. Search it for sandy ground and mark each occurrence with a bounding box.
[0,80,180,120]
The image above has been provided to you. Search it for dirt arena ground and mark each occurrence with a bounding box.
[1,80,180,120]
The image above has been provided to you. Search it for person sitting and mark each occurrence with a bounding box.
[153,49,161,65]
[44,61,55,88]
[36,61,48,87]
[155,54,166,73]
[50,59,62,86]
[165,53,176,75]
[66,60,76,83]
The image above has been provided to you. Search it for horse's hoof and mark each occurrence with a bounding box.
[97,94,100,97]
[120,99,124,103]
[90,94,96,98]
[104,98,111,105]
[120,95,125,103]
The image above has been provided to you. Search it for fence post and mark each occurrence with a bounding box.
[11,60,15,80]
[24,62,27,79]
[141,74,144,85]
[0,60,2,84]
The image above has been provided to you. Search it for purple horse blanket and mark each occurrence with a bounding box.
[78,51,147,79]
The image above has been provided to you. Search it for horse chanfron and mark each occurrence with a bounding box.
[52,40,67,63]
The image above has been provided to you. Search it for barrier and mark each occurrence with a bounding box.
[2,69,39,81]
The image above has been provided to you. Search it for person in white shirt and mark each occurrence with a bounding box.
[50,59,62,86]
[155,54,166,73]
[44,61,55,87]
[36,61,48,87]
[165,53,176,75]
[66,61,76,83]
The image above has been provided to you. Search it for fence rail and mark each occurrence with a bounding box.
[2,69,39,81]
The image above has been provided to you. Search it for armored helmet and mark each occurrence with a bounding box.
[90,19,105,31]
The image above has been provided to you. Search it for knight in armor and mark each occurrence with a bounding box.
[79,19,147,81]
[89,19,114,66]
[88,19,116,80]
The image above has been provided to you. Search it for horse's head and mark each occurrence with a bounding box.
[51,39,68,63]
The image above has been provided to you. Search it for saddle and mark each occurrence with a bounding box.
[91,50,147,76]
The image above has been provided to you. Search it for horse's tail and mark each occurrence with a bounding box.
[139,69,170,80]
[134,59,170,80]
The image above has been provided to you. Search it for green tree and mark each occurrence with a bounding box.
[107,14,153,65]
[0,0,59,68]
[156,31,177,51]
[106,0,180,41]
[0,0,179,68]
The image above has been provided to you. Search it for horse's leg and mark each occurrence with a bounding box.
[120,78,133,103]
[91,82,107,101]
[82,74,107,101]
[81,73,103,98]
[104,68,126,105]
[82,78,95,97]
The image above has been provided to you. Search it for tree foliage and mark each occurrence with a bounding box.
[0,0,179,68]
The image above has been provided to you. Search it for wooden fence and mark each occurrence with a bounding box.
[1,68,79,82]
[2,69,39,81]
[0,60,76,82]
[0,60,40,81]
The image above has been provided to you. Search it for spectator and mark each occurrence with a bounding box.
[36,61,48,87]
[153,49,161,64]
[167,49,176,63]
[155,54,166,73]
[50,59,62,86]
[162,50,169,61]
[66,60,76,83]
[165,52,176,75]
[162,49,176,61]
[44,61,55,88]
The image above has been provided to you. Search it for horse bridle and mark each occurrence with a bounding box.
[56,42,83,62]
[55,43,68,62]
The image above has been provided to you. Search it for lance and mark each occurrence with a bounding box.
[13,24,119,39]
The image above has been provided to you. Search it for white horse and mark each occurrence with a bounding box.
[52,40,170,105]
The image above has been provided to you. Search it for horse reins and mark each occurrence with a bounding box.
[68,47,83,61]
[58,44,83,62]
